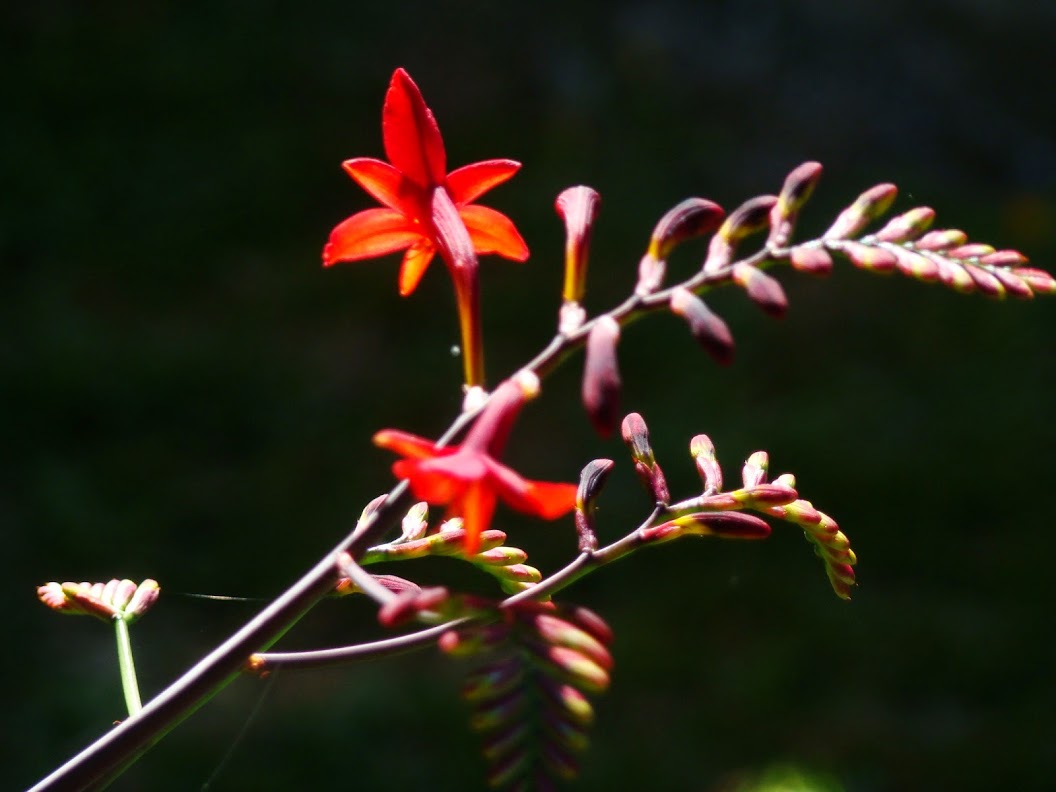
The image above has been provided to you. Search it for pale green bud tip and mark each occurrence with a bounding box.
[742,451,769,487]
[398,501,430,543]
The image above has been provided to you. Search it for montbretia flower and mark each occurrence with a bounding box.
[374,374,577,553]
[323,68,529,295]
[323,68,528,388]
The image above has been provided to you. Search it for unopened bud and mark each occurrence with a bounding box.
[575,459,615,552]
[556,186,601,303]
[581,316,622,437]
[635,252,666,295]
[914,228,967,251]
[648,197,726,261]
[873,206,935,242]
[838,241,897,273]
[892,248,940,282]
[669,287,734,366]
[732,263,788,318]
[704,195,777,272]
[1012,268,1056,295]
[689,433,723,494]
[621,413,669,504]
[823,183,898,240]
[769,162,823,247]
[378,585,448,628]
[742,451,769,487]
[398,502,430,543]
[789,245,834,276]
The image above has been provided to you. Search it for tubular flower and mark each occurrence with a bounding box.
[374,375,577,554]
[322,68,529,296]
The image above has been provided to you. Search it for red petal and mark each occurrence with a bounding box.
[485,458,577,519]
[383,69,447,188]
[342,158,424,215]
[398,241,437,296]
[447,160,521,205]
[323,209,422,266]
[460,204,530,261]
[457,480,497,555]
[396,461,462,504]
[520,480,579,519]
[373,429,441,460]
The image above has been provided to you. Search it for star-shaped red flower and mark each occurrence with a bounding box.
[323,68,530,296]
[373,377,577,553]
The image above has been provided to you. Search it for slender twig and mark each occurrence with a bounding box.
[113,619,142,717]
[251,620,470,672]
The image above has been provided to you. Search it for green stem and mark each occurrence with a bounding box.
[113,618,142,717]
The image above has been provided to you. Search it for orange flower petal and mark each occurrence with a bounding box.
[342,158,423,215]
[395,460,463,504]
[447,159,522,205]
[323,208,423,266]
[457,480,497,555]
[373,429,441,460]
[383,69,447,189]
[485,458,577,519]
[518,480,579,519]
[398,240,438,296]
[460,204,530,261]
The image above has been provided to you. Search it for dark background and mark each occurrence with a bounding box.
[5,2,1055,790]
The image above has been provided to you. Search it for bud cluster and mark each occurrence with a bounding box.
[38,579,160,624]
[439,601,614,789]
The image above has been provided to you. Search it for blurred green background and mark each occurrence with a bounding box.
[4,2,1055,790]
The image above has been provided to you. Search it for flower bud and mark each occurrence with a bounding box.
[946,243,996,259]
[635,252,666,295]
[990,268,1033,299]
[838,241,897,273]
[891,248,940,282]
[398,501,430,543]
[704,195,778,272]
[962,263,1005,298]
[556,186,601,303]
[575,459,615,552]
[581,316,622,438]
[769,161,823,247]
[669,287,734,366]
[1012,268,1056,295]
[873,206,935,242]
[789,245,834,276]
[914,228,967,251]
[648,197,725,261]
[621,413,669,505]
[732,263,788,318]
[742,451,769,487]
[823,183,898,240]
[689,434,723,494]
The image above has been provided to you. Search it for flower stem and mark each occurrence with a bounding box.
[113,618,142,717]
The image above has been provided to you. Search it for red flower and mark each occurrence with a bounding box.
[323,68,530,296]
[374,377,577,553]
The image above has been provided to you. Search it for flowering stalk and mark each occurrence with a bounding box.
[114,618,142,716]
